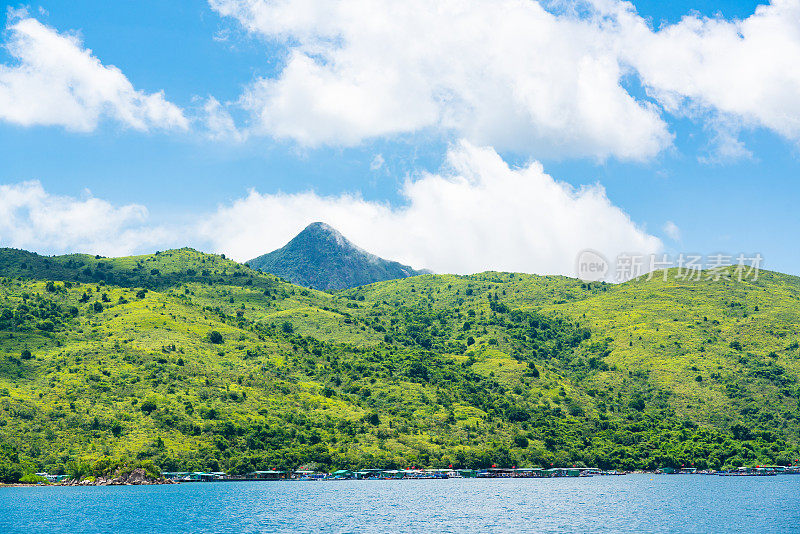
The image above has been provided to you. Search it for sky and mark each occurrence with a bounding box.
[0,0,798,279]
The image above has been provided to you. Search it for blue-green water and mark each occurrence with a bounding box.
[2,475,800,533]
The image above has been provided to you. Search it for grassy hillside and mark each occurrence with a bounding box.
[0,247,277,290]
[1,249,799,481]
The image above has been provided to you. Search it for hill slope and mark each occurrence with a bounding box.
[247,222,428,291]
[0,248,799,481]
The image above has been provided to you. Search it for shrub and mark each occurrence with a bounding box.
[506,407,530,422]
[407,362,429,381]
[110,420,123,437]
[206,331,224,344]
[19,473,47,484]
[566,399,585,417]
[528,362,540,378]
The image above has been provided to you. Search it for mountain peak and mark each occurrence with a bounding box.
[246,223,428,291]
[297,222,350,247]
[302,221,339,235]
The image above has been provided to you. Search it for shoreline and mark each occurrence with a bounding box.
[4,469,796,488]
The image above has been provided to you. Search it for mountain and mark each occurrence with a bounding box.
[246,222,428,291]
[1,247,799,481]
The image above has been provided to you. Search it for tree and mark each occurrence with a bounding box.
[0,463,23,484]
[407,362,429,381]
[110,420,123,437]
[506,407,530,422]
[206,331,224,344]
[140,400,157,414]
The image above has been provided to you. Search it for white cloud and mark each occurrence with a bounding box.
[663,220,681,241]
[210,0,800,159]
[698,119,754,165]
[209,0,672,160]
[0,144,661,277]
[201,96,246,142]
[618,0,800,147]
[0,181,172,256]
[0,16,188,132]
[199,141,662,275]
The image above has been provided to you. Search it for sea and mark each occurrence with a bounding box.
[2,474,800,533]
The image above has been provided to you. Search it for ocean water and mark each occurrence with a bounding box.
[2,474,800,533]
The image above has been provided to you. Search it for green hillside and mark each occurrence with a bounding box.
[1,248,799,482]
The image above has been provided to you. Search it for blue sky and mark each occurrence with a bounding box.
[0,0,798,277]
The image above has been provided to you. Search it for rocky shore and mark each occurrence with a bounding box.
[61,468,177,486]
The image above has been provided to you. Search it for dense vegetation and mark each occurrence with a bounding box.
[247,222,427,290]
[1,247,799,482]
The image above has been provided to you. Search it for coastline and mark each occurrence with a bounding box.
[1,468,176,487]
[4,467,796,487]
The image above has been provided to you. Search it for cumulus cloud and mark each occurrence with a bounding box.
[209,0,672,160]
[209,0,800,160]
[0,16,187,132]
[0,143,661,276]
[0,181,172,256]
[198,141,662,275]
[618,0,800,148]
